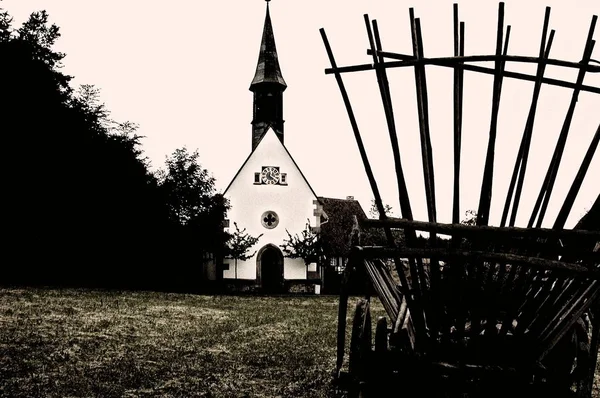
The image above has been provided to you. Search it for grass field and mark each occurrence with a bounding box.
[0,288,598,397]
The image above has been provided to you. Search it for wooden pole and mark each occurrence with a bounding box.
[528,16,597,227]
[452,4,465,226]
[552,125,600,230]
[410,10,437,225]
[500,7,553,227]
[368,17,423,329]
[477,2,507,226]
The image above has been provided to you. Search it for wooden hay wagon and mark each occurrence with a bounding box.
[319,2,600,397]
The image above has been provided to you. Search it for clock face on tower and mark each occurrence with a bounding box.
[260,166,280,185]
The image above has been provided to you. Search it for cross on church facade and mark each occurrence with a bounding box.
[261,211,279,229]
[264,213,276,226]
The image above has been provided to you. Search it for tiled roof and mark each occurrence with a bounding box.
[318,197,367,256]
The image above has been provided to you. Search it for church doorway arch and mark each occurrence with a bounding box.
[257,244,284,293]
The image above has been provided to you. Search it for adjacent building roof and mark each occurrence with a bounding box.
[249,3,287,91]
[574,196,599,231]
[318,196,368,257]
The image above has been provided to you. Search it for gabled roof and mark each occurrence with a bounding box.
[223,126,320,204]
[249,3,287,91]
[318,196,367,257]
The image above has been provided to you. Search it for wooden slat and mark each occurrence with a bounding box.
[531,277,580,337]
[514,274,556,335]
[499,265,532,337]
[526,277,576,337]
[483,262,505,336]
[536,278,588,340]
[364,259,402,320]
[538,281,600,360]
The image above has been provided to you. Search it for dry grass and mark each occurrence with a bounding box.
[0,288,597,397]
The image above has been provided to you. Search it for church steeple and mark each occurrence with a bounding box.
[250,0,287,151]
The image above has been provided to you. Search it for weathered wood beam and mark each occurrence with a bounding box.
[529,16,597,227]
[328,53,600,74]
[354,247,600,277]
[552,125,600,230]
[538,281,600,361]
[452,3,464,226]
[319,29,400,251]
[327,56,600,95]
[498,265,533,337]
[363,16,417,333]
[477,2,508,226]
[408,9,437,342]
[501,7,554,227]
[320,28,388,380]
[360,217,600,239]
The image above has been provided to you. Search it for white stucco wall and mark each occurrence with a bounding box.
[222,256,306,280]
[222,128,318,281]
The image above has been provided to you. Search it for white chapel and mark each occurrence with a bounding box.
[217,1,327,293]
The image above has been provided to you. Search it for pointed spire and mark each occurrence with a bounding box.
[249,1,287,91]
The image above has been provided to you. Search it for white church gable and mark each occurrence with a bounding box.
[223,127,319,282]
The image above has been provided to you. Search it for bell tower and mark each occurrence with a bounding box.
[249,0,287,151]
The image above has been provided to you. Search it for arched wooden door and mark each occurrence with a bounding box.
[257,244,284,293]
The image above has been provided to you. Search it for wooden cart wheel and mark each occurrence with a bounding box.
[349,298,372,379]
[375,316,388,354]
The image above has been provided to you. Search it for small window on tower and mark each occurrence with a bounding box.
[280,173,287,185]
[254,172,260,184]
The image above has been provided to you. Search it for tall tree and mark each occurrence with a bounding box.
[0,8,170,289]
[0,3,12,43]
[158,147,218,225]
[158,147,231,265]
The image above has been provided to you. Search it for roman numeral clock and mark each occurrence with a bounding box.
[254,166,287,185]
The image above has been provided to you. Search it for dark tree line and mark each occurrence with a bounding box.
[0,7,229,292]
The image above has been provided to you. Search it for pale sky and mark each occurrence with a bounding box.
[3,0,599,229]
